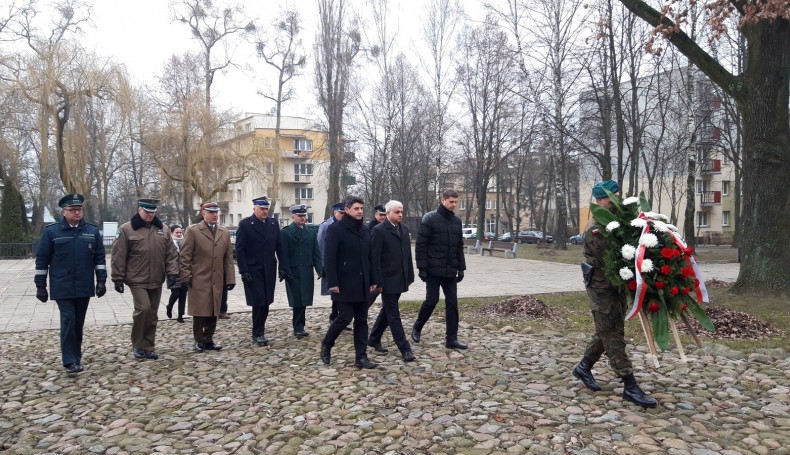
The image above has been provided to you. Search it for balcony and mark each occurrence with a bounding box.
[700,159,722,175]
[700,191,721,207]
[281,174,312,184]
[282,150,312,159]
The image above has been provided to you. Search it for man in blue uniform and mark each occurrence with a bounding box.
[34,194,107,373]
[281,204,323,338]
[235,196,290,346]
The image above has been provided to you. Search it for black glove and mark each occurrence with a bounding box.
[96,282,106,298]
[456,271,464,283]
[418,270,428,282]
[181,280,191,290]
[114,281,124,293]
[166,274,178,289]
[36,287,48,302]
[226,283,235,291]
[316,270,325,280]
[279,271,290,283]
[241,272,253,284]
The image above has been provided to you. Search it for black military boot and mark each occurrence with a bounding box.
[320,342,331,365]
[572,357,601,391]
[621,373,658,408]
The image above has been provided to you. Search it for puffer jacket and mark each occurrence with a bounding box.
[415,204,466,278]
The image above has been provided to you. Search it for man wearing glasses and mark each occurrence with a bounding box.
[34,194,107,373]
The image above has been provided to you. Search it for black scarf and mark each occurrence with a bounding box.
[131,213,164,230]
[438,203,455,218]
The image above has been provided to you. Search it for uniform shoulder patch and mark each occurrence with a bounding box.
[116,230,122,238]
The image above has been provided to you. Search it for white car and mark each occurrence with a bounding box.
[462,228,476,239]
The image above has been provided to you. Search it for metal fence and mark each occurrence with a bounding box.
[0,242,37,259]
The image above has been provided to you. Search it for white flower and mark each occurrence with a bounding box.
[641,258,654,273]
[656,213,669,221]
[639,233,659,248]
[622,197,639,205]
[619,267,634,281]
[621,244,636,260]
[605,221,621,232]
[652,220,669,232]
[630,218,647,228]
[666,223,678,232]
[643,211,659,219]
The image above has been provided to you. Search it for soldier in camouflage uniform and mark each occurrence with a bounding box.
[573,180,657,408]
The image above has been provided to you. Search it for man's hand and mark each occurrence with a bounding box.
[241,272,253,284]
[369,285,378,293]
[114,281,124,293]
[418,270,428,282]
[316,270,325,280]
[456,271,464,283]
[329,286,340,294]
[279,271,294,283]
[226,283,235,291]
[36,287,48,302]
[166,274,178,289]
[96,282,106,298]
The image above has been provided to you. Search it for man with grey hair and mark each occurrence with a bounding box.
[368,200,416,362]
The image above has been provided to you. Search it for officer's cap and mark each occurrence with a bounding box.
[290,204,308,215]
[374,204,386,215]
[201,202,220,212]
[592,180,620,199]
[138,198,159,212]
[59,194,84,208]
[331,202,345,212]
[252,196,270,207]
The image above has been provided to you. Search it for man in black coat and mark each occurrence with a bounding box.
[320,195,378,369]
[366,204,386,309]
[368,200,416,362]
[412,189,468,349]
[236,196,290,346]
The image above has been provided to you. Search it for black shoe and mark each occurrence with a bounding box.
[253,336,268,346]
[176,316,185,323]
[402,350,416,362]
[204,342,222,351]
[166,303,173,319]
[133,348,146,359]
[145,351,159,360]
[320,342,331,365]
[622,373,658,408]
[64,363,82,373]
[218,313,231,319]
[294,330,310,339]
[195,342,205,352]
[411,326,421,343]
[354,357,378,369]
[573,357,601,391]
[445,339,468,350]
[370,342,388,353]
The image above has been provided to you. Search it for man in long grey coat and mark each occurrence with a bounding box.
[281,204,323,338]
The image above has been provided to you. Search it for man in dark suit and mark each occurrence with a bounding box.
[368,200,416,362]
[320,195,378,369]
[235,196,290,346]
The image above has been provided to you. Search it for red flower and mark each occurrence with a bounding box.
[661,247,675,259]
[682,287,690,295]
[670,286,679,295]
[648,302,660,313]
[628,280,637,291]
[673,249,682,258]
[655,281,666,289]
[660,265,672,275]
[681,266,694,278]
[681,303,688,311]
[694,279,700,286]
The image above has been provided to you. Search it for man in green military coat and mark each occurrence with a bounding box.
[281,204,324,338]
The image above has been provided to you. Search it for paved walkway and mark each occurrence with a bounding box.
[1,251,740,332]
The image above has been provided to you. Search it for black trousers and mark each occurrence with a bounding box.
[193,316,217,343]
[252,305,269,337]
[369,292,410,353]
[330,291,379,327]
[221,285,228,314]
[292,306,306,332]
[414,275,459,341]
[367,289,381,309]
[329,301,339,322]
[168,288,187,317]
[323,301,369,360]
[56,298,90,366]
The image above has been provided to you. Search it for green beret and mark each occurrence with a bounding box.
[138,198,159,212]
[592,180,619,199]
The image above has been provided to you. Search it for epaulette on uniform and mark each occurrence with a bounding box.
[84,222,97,228]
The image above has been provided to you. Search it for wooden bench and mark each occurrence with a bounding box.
[480,241,518,258]
[463,238,481,254]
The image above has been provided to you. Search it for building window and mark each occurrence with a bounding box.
[236,189,242,202]
[722,180,730,196]
[264,137,277,150]
[485,200,496,210]
[295,187,313,200]
[697,211,708,227]
[229,214,234,225]
[220,214,227,225]
[722,211,731,226]
[238,214,242,223]
[696,180,707,194]
[306,213,314,224]
[459,200,466,210]
[265,161,274,174]
[294,138,313,152]
[294,163,313,175]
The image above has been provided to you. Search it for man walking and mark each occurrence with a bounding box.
[317,202,346,326]
[320,196,377,369]
[572,180,657,408]
[281,204,323,338]
[368,200,416,362]
[179,202,236,352]
[412,189,468,350]
[111,198,179,360]
[34,194,106,373]
[235,196,289,346]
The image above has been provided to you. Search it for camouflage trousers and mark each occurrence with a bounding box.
[583,287,633,377]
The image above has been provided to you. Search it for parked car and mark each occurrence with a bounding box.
[483,232,496,240]
[462,228,476,239]
[498,232,513,241]
[518,230,554,244]
[568,233,583,245]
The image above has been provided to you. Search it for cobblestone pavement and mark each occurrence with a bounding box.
[2,309,789,454]
[0,253,740,332]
